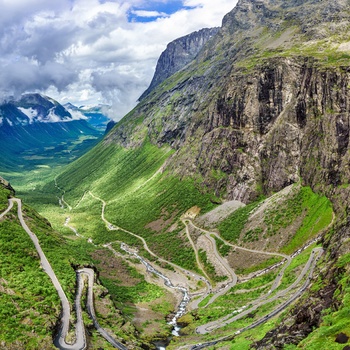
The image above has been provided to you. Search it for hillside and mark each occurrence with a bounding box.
[14,0,350,349]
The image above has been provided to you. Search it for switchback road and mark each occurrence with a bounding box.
[1,198,125,350]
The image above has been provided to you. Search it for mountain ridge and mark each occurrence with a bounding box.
[139,27,220,101]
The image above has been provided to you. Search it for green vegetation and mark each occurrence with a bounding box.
[235,256,282,275]
[213,234,231,256]
[217,185,332,254]
[0,186,11,211]
[218,200,262,243]
[100,272,165,305]
[280,186,333,254]
[297,252,350,350]
[0,184,160,348]
[0,186,74,349]
[190,270,277,325]
[275,246,316,292]
[198,249,227,283]
[27,140,216,271]
[236,24,350,72]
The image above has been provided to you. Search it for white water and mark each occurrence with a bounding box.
[120,244,190,348]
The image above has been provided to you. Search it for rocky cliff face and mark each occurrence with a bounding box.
[139,27,219,100]
[106,0,350,211]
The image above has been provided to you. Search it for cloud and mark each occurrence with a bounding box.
[131,10,168,18]
[0,59,78,100]
[0,0,238,121]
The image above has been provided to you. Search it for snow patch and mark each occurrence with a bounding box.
[46,107,62,123]
[18,107,38,124]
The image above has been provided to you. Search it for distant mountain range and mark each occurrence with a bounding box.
[63,102,111,131]
[0,93,103,171]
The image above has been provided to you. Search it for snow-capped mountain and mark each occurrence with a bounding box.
[0,93,102,171]
[0,93,87,127]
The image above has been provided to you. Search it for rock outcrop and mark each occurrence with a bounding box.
[0,176,15,196]
[139,27,219,100]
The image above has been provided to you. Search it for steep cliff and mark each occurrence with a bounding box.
[107,0,350,210]
[139,27,219,100]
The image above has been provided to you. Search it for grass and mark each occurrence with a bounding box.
[198,249,228,283]
[0,186,72,349]
[235,256,282,275]
[275,245,316,292]
[218,200,262,243]
[297,252,350,350]
[217,185,332,254]
[0,182,145,348]
[26,140,217,271]
[280,187,333,254]
[186,270,277,326]
[0,186,11,211]
[212,235,231,257]
[236,26,350,72]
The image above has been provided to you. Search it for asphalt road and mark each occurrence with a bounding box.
[190,248,323,349]
[2,198,126,350]
[79,268,128,350]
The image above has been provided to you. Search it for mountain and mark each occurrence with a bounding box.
[139,27,220,100]
[64,103,111,131]
[16,0,350,349]
[0,93,102,171]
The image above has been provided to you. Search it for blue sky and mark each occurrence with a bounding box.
[128,1,195,23]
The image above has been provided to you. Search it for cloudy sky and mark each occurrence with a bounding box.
[0,0,238,120]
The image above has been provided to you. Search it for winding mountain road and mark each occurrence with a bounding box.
[1,198,126,350]
[196,247,323,334]
[8,198,84,350]
[183,219,292,308]
[78,268,128,350]
[188,248,323,349]
[55,189,326,349]
[89,191,212,297]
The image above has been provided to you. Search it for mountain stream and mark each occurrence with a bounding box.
[120,244,190,349]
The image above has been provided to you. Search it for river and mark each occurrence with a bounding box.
[120,244,190,349]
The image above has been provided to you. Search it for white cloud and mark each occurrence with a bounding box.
[131,10,168,18]
[0,0,238,120]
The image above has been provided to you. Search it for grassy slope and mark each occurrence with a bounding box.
[294,253,350,350]
[37,140,217,270]
[218,185,333,254]
[0,186,69,349]
[0,184,147,349]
